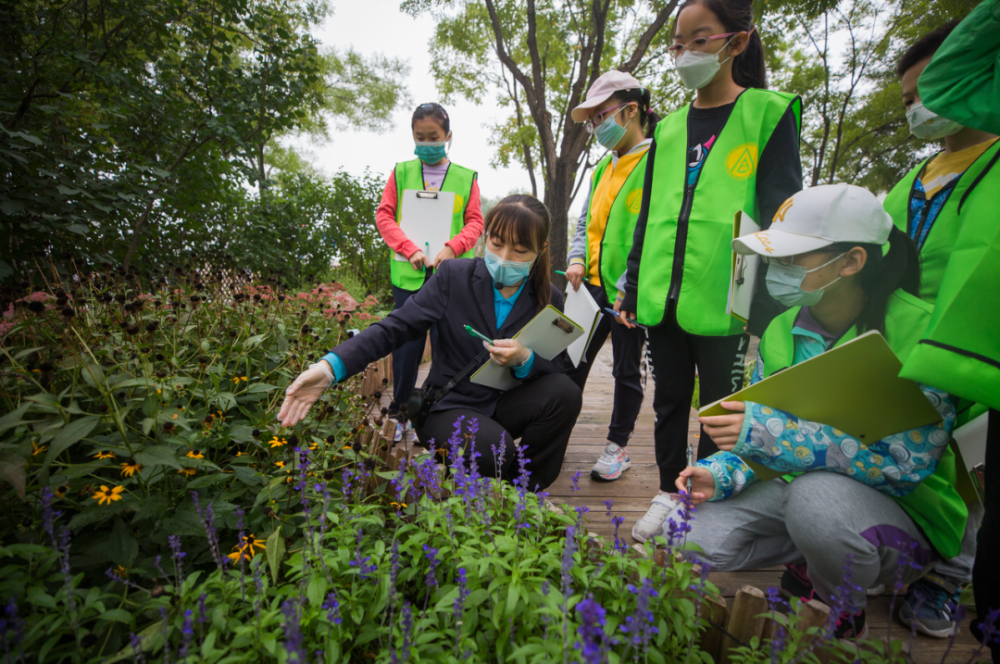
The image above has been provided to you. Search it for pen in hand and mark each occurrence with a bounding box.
[686,445,695,496]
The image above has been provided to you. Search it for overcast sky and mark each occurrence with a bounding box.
[291,0,547,207]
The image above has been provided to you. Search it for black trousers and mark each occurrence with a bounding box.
[645,310,750,492]
[972,408,1000,659]
[389,277,437,418]
[415,373,583,491]
[563,281,646,446]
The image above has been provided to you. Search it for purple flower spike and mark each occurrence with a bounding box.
[575,596,608,664]
[323,591,342,625]
[423,544,439,588]
[280,600,306,663]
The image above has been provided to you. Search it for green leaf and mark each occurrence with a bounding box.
[0,452,26,500]
[247,383,280,394]
[0,403,30,435]
[98,608,134,624]
[307,575,326,607]
[80,361,106,390]
[41,416,99,470]
[266,526,285,584]
[106,618,165,664]
[109,517,138,567]
[135,445,182,470]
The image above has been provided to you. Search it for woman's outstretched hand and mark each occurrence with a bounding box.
[277,362,334,427]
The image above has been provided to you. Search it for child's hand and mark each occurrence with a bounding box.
[698,401,746,451]
[675,466,716,504]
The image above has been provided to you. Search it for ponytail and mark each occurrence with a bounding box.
[607,85,662,138]
[677,0,768,89]
[825,227,921,335]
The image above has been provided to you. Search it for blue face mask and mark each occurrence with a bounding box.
[414,139,449,164]
[594,108,631,151]
[485,247,534,288]
[764,252,846,308]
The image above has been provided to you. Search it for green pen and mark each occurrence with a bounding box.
[423,242,430,272]
[464,325,494,344]
[554,270,566,276]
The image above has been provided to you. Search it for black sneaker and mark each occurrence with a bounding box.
[780,563,817,602]
[833,609,869,640]
[898,573,962,638]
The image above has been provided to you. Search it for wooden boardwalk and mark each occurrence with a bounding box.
[411,341,989,663]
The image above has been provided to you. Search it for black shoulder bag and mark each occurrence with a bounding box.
[404,350,489,430]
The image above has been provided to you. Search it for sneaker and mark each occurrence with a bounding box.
[780,563,816,602]
[898,573,962,638]
[833,609,869,640]
[394,422,404,443]
[867,583,885,596]
[591,442,631,481]
[631,493,681,543]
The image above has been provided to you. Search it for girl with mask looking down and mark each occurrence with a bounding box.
[278,195,582,492]
[374,103,484,443]
[673,184,966,641]
[614,0,804,542]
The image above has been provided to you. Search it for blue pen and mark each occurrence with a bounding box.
[603,307,646,329]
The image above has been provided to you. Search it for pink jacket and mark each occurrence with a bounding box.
[375,169,484,259]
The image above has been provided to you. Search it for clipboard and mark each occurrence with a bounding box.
[727,210,761,323]
[952,412,987,505]
[394,190,457,262]
[699,331,942,481]
[471,305,585,390]
[564,285,602,368]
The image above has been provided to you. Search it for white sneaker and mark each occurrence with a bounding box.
[394,422,404,442]
[591,442,631,481]
[632,493,682,543]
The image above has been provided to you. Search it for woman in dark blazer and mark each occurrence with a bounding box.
[278,195,582,491]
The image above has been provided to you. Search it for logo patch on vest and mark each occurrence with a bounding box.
[453,195,465,213]
[725,143,759,181]
[625,189,643,214]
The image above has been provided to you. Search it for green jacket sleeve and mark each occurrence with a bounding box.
[918,0,1000,134]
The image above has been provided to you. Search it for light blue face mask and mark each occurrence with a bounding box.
[765,252,847,308]
[594,108,631,151]
[414,139,450,164]
[485,247,534,288]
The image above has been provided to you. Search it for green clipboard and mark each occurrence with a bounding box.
[698,330,942,481]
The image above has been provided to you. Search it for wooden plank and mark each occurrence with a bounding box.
[720,586,768,664]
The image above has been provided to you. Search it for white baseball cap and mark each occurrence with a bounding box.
[571,71,644,122]
[732,183,893,257]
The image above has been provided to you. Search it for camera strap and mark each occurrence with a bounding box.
[427,350,490,403]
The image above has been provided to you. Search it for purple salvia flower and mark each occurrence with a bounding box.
[252,559,264,632]
[197,592,208,644]
[190,492,225,571]
[453,568,469,657]
[423,544,439,588]
[323,591,342,625]
[168,535,185,587]
[158,606,171,664]
[570,470,583,494]
[280,600,306,663]
[389,539,401,594]
[348,530,377,581]
[764,587,787,661]
[619,578,659,654]
[40,487,62,546]
[129,631,146,664]
[400,601,413,663]
[236,507,247,612]
[55,525,76,627]
[612,516,626,555]
[178,609,195,659]
[561,526,578,600]
[603,499,614,516]
[575,596,608,664]
[3,597,25,663]
[391,458,409,503]
[513,443,531,492]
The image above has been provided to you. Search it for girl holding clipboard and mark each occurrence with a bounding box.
[615,0,803,541]
[375,103,484,441]
[278,196,582,491]
[563,70,657,482]
[674,184,966,640]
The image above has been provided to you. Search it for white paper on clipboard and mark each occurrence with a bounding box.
[471,305,585,390]
[393,190,457,262]
[726,210,761,323]
[564,285,602,368]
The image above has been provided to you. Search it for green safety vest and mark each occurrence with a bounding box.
[759,291,967,559]
[635,89,801,332]
[390,159,477,291]
[883,139,1000,304]
[584,151,649,301]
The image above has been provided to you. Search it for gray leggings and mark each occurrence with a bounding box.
[684,472,938,611]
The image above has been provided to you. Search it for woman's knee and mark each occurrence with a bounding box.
[544,373,583,416]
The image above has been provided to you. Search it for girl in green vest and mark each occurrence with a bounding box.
[374,103,484,441]
[563,70,659,482]
[615,0,804,541]
[671,184,967,640]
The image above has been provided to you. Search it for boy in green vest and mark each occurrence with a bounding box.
[670,184,966,640]
[878,21,999,639]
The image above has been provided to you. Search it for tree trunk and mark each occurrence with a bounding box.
[544,161,575,290]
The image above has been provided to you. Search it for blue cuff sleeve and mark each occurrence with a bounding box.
[512,351,535,379]
[322,352,347,383]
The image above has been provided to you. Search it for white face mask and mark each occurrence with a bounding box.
[674,35,736,90]
[906,101,962,141]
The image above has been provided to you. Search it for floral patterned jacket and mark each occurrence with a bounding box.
[698,350,956,501]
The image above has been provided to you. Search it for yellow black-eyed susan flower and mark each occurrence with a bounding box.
[94,450,117,460]
[119,460,142,477]
[178,468,197,478]
[31,441,48,457]
[268,436,287,449]
[92,485,124,506]
[54,485,68,498]
[186,450,204,459]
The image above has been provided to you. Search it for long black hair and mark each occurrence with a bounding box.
[824,226,921,335]
[484,195,552,313]
[607,85,662,139]
[676,0,767,89]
